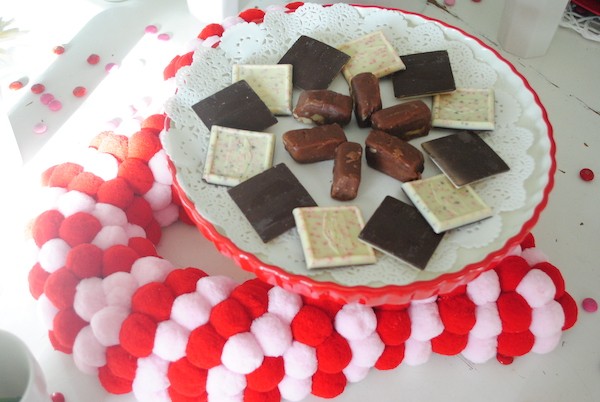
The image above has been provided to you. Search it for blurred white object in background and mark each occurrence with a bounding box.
[187,0,240,23]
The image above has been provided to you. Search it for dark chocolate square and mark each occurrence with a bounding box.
[192,80,278,131]
[228,163,318,242]
[358,196,444,270]
[421,131,510,187]
[392,50,456,99]
[278,35,351,90]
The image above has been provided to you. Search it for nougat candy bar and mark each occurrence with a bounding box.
[365,129,424,182]
[283,123,347,163]
[331,142,362,201]
[350,72,382,128]
[371,100,432,141]
[293,90,353,126]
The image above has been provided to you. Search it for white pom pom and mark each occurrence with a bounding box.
[343,363,370,383]
[520,247,548,267]
[143,182,172,211]
[461,333,498,364]
[207,393,243,402]
[92,226,129,249]
[72,326,106,368]
[408,301,444,341]
[531,332,562,354]
[278,375,312,402]
[251,312,293,357]
[132,354,170,397]
[470,302,502,339]
[171,292,212,331]
[335,303,377,341]
[411,295,438,304]
[202,36,221,48]
[131,256,175,286]
[148,150,173,185]
[72,352,98,375]
[222,332,264,374]
[516,269,556,308]
[82,148,119,181]
[90,305,130,347]
[92,203,127,227]
[57,190,96,217]
[153,320,190,362]
[348,332,385,368]
[467,270,501,306]
[205,365,247,397]
[38,238,70,273]
[37,187,67,213]
[222,16,244,29]
[124,223,146,239]
[103,272,139,309]
[530,300,565,337]
[73,277,107,322]
[196,276,238,306]
[283,341,317,380]
[403,338,432,366]
[153,204,179,227]
[267,286,303,323]
[37,294,59,330]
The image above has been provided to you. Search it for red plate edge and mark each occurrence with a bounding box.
[166,5,557,306]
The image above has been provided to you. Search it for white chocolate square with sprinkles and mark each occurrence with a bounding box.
[232,64,293,115]
[402,174,493,234]
[338,31,406,82]
[293,206,377,269]
[203,125,275,187]
[432,88,495,130]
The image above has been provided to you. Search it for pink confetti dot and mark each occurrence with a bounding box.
[87,54,100,65]
[51,392,65,402]
[145,24,158,34]
[580,168,594,182]
[73,86,87,97]
[157,33,171,41]
[582,298,598,313]
[53,45,65,55]
[444,0,456,5]
[48,99,63,111]
[40,93,55,105]
[105,62,118,73]
[31,83,46,94]
[33,122,48,134]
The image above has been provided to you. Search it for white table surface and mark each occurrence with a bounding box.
[1,1,599,401]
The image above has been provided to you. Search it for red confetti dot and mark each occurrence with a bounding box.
[31,83,46,94]
[53,45,65,55]
[579,168,594,181]
[582,297,598,313]
[51,392,65,402]
[9,80,24,90]
[73,86,87,97]
[87,54,100,65]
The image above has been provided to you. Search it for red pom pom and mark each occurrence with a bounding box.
[28,263,50,299]
[97,134,129,161]
[118,158,154,195]
[168,357,207,397]
[48,329,72,354]
[168,387,207,402]
[495,255,531,292]
[119,312,158,358]
[141,114,166,133]
[66,243,103,278]
[532,262,565,299]
[176,51,194,70]
[244,388,281,402]
[67,172,104,196]
[311,370,347,399]
[437,294,476,335]
[520,232,536,249]
[164,56,180,80]
[286,2,305,11]
[128,237,158,257]
[128,130,162,162]
[210,298,252,338]
[131,282,175,322]
[198,24,224,40]
[59,212,102,247]
[164,268,208,297]
[125,196,154,227]
[375,308,411,346]
[315,332,352,374]
[144,219,162,245]
[98,365,133,394]
[44,268,80,310]
[89,132,112,149]
[186,324,226,369]
[53,308,87,351]
[102,245,139,277]
[301,296,343,318]
[556,292,578,331]
[32,210,65,247]
[431,330,469,355]
[238,8,265,22]
[246,356,285,392]
[374,344,405,370]
[292,305,333,347]
[496,292,532,333]
[179,206,195,226]
[497,330,535,357]
[105,345,138,381]
[97,177,134,209]
[48,162,83,188]
[230,279,270,319]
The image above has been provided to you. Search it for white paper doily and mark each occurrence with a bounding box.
[163,3,552,288]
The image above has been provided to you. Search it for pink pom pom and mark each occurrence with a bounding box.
[222,16,245,29]
[148,150,173,185]
[130,256,175,286]
[57,190,96,216]
[124,223,146,239]
[334,303,377,341]
[38,238,71,273]
[520,247,548,267]
[92,226,129,249]
[462,334,497,364]
[196,276,238,306]
[342,363,370,383]
[516,269,556,308]
[251,312,293,357]
[205,365,247,397]
[278,375,311,402]
[466,270,501,306]
[153,204,179,227]
[153,320,190,362]
[73,326,106,368]
[348,332,385,368]
[92,203,128,227]
[403,338,432,366]
[470,302,502,339]
[132,355,170,398]
[408,302,444,341]
[90,305,130,346]
[103,272,139,308]
[221,332,264,374]
[283,341,318,380]
[73,352,98,375]
[170,292,212,330]
[531,331,562,354]
[267,286,303,323]
[529,300,565,337]
[82,150,119,181]
[73,277,107,321]
[143,182,172,211]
